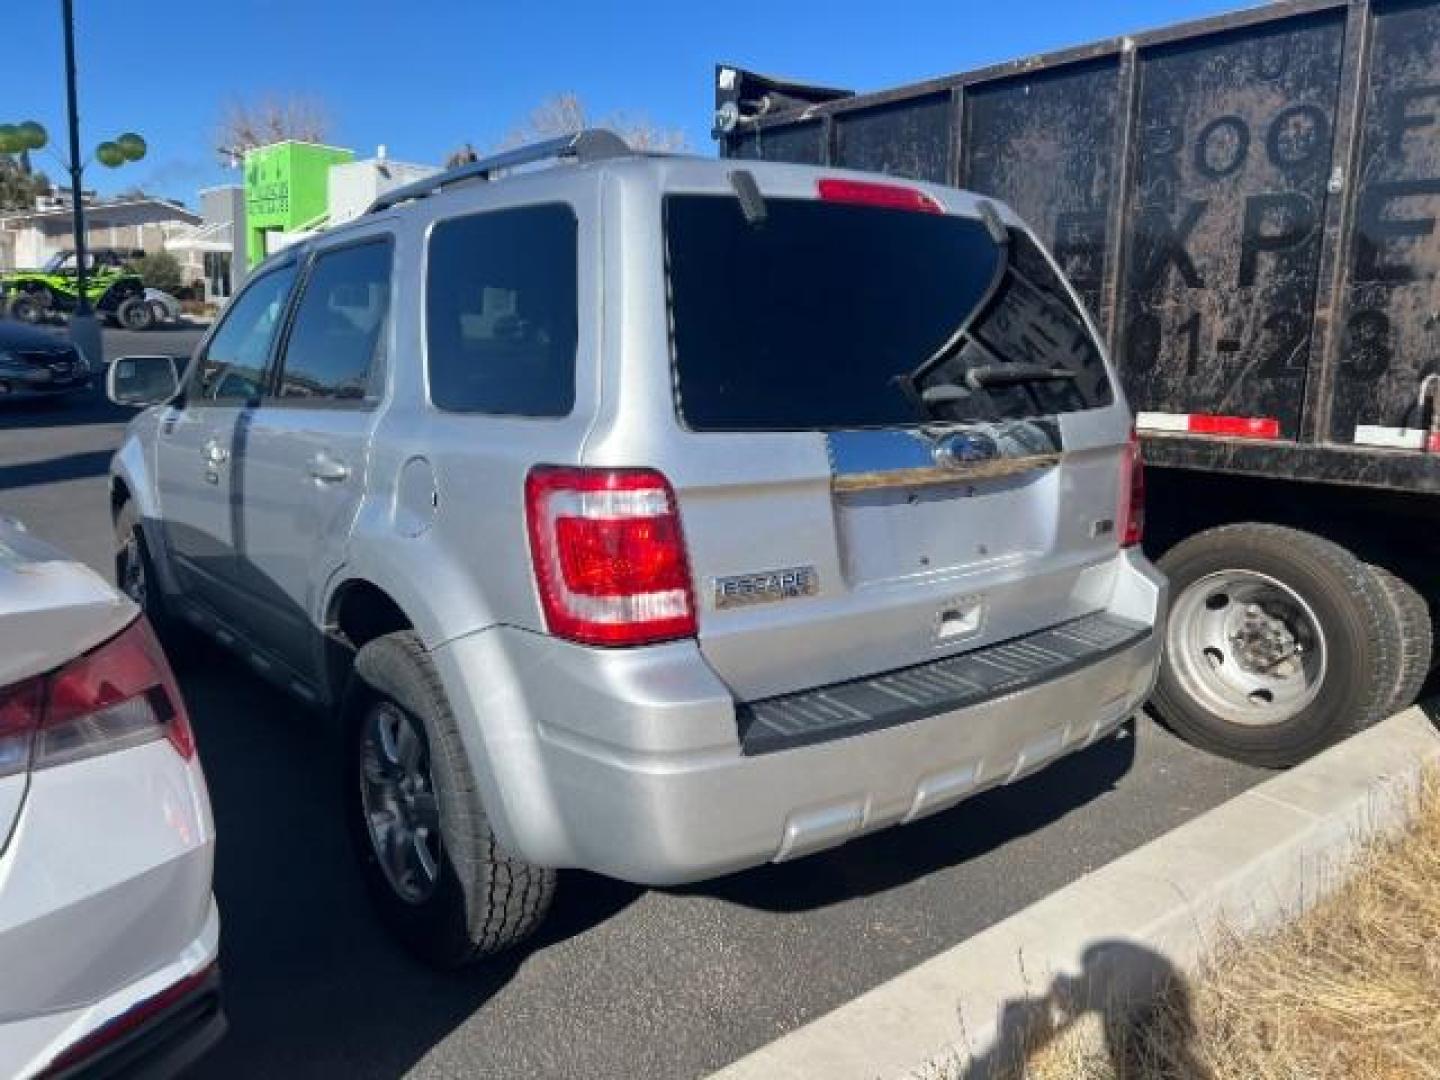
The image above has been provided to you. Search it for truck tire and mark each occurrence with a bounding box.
[117,296,155,331]
[8,292,44,323]
[1366,564,1432,717]
[344,630,555,967]
[1153,524,1400,768]
[113,499,193,664]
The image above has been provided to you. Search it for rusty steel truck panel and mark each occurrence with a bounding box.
[714,0,1440,493]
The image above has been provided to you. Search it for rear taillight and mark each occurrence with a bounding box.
[817,177,943,214]
[525,466,697,646]
[0,617,194,780]
[1120,429,1145,548]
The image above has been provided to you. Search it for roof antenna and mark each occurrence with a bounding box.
[729,169,767,226]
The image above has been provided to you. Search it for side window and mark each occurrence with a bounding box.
[276,240,393,403]
[191,265,297,404]
[426,204,577,416]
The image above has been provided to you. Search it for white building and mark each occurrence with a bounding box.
[261,152,439,257]
[164,185,245,304]
[0,196,200,271]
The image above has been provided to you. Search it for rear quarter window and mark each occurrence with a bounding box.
[425,204,578,416]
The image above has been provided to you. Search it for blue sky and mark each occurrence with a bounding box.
[7,0,1244,208]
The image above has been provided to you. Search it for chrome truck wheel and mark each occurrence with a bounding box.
[1166,570,1327,727]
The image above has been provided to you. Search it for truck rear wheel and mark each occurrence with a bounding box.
[117,296,155,331]
[1366,564,1432,716]
[1153,524,1400,768]
[344,630,556,967]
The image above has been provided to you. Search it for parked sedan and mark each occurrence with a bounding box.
[0,516,224,1078]
[0,318,91,402]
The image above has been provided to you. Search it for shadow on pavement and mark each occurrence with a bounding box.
[687,724,1136,913]
[0,394,134,431]
[0,448,114,491]
[183,649,638,1079]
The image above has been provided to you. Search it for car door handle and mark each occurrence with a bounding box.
[203,439,229,466]
[309,453,351,483]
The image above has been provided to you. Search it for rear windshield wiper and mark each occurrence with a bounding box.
[917,364,1076,407]
[961,364,1078,390]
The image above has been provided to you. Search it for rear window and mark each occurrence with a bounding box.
[664,195,1112,431]
[426,204,578,416]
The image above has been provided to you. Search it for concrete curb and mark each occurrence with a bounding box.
[709,708,1440,1080]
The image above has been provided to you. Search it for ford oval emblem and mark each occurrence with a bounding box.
[933,431,999,470]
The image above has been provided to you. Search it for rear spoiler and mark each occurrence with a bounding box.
[713,65,853,138]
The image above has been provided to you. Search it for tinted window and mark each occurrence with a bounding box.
[278,241,392,402]
[665,196,1111,431]
[426,205,577,416]
[192,265,296,403]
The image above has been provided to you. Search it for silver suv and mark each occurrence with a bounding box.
[107,131,1164,967]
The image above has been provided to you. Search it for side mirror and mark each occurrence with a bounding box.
[107,354,182,407]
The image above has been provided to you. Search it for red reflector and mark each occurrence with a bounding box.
[1186,414,1280,439]
[1120,429,1145,548]
[817,177,943,214]
[525,467,697,646]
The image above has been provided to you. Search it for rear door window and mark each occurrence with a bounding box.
[664,195,1111,431]
[425,205,578,416]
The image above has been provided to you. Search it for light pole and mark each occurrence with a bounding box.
[58,0,101,368]
[0,0,147,369]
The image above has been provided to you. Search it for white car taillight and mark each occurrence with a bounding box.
[525,466,698,646]
[1119,428,1146,548]
[0,617,194,779]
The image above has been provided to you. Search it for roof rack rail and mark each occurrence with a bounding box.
[365,129,632,214]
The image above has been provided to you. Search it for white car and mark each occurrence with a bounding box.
[0,516,223,1078]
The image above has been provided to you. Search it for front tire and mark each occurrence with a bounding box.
[114,499,191,663]
[1153,524,1400,768]
[344,630,555,967]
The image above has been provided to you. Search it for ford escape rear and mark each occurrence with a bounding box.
[106,131,1163,967]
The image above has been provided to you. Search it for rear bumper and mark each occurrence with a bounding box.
[0,740,219,1079]
[434,549,1165,885]
[4,902,222,1080]
[42,952,226,1080]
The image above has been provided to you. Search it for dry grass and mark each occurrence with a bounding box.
[1015,776,1440,1080]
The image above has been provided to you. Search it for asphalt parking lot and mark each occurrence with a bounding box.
[0,323,1269,1079]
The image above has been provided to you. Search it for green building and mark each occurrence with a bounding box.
[243,140,353,267]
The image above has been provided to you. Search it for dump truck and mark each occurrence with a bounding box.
[713,0,1440,766]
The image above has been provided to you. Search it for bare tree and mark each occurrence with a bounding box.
[494,93,688,153]
[215,94,333,159]
[444,143,479,168]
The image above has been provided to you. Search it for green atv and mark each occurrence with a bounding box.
[1,248,156,330]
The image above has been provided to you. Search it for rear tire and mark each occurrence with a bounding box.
[1153,524,1400,768]
[118,296,155,331]
[1366,564,1432,717]
[344,630,555,967]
